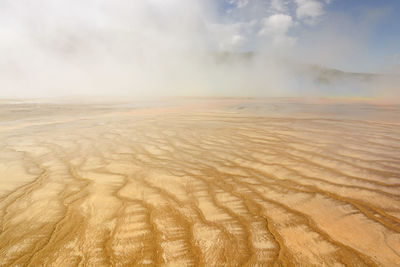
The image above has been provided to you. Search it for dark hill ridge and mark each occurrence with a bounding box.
[210,51,398,85]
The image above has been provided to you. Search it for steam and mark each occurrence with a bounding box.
[0,0,398,100]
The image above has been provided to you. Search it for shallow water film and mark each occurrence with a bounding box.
[0,99,399,266]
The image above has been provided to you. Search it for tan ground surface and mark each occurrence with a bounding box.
[0,99,399,266]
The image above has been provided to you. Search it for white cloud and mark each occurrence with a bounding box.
[259,14,293,36]
[227,0,249,8]
[295,0,324,23]
[270,0,289,12]
[258,13,296,46]
[206,21,250,51]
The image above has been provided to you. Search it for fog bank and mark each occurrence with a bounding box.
[0,0,398,100]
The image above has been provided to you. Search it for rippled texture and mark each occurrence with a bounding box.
[0,99,400,266]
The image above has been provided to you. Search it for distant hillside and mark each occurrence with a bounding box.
[302,64,381,84]
[209,51,399,86]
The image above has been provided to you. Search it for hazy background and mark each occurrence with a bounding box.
[0,0,399,100]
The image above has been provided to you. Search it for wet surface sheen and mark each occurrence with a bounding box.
[0,99,399,266]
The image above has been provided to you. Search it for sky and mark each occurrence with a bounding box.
[0,0,399,99]
[217,0,400,71]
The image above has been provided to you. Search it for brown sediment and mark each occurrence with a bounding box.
[0,99,399,266]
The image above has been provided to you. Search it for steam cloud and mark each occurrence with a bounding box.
[0,0,398,99]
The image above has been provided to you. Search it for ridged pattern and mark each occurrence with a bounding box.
[0,106,399,266]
